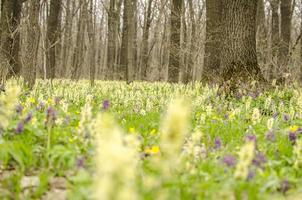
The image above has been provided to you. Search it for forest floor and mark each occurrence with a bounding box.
[1,80,302,199]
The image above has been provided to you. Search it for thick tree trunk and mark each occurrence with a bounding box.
[203,0,222,83]
[140,0,153,81]
[168,0,182,83]
[279,0,291,75]
[220,0,263,84]
[0,0,22,80]
[46,0,62,79]
[23,0,40,88]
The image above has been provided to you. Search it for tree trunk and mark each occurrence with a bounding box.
[46,0,62,79]
[0,0,22,80]
[270,0,280,80]
[203,0,222,83]
[279,0,291,75]
[140,0,153,81]
[107,0,118,80]
[168,0,182,83]
[220,0,263,85]
[119,0,135,82]
[23,0,40,88]
[256,0,268,67]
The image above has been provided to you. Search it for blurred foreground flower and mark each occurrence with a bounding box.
[95,114,139,200]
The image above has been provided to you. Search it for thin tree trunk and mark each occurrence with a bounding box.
[140,0,153,81]
[46,0,62,79]
[168,0,182,83]
[279,0,291,76]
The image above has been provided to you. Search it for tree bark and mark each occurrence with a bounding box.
[140,0,153,81]
[0,0,22,80]
[203,0,222,83]
[119,0,135,82]
[279,0,291,74]
[46,0,62,79]
[23,0,40,88]
[168,0,182,83]
[220,0,264,85]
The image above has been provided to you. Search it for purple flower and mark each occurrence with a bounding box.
[76,157,86,168]
[273,112,279,119]
[247,169,256,181]
[24,113,33,123]
[15,121,24,134]
[283,114,290,122]
[245,134,257,143]
[298,127,302,134]
[289,132,297,144]
[223,155,237,167]
[103,100,110,111]
[279,179,290,194]
[37,101,45,111]
[16,104,23,114]
[266,130,276,142]
[46,106,57,127]
[253,152,267,168]
[54,97,61,105]
[214,137,222,149]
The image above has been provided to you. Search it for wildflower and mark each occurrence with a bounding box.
[290,125,299,133]
[161,99,190,157]
[283,114,290,122]
[144,146,160,156]
[266,118,274,130]
[45,106,57,127]
[251,108,261,125]
[103,100,110,111]
[245,134,257,143]
[247,169,256,181]
[223,155,237,167]
[16,104,23,114]
[24,113,33,123]
[95,114,139,200]
[129,127,136,134]
[76,157,86,168]
[0,81,20,130]
[150,129,157,135]
[279,179,290,194]
[214,137,222,149]
[234,141,255,180]
[28,97,36,104]
[289,132,297,144]
[15,121,24,134]
[252,152,266,168]
[273,112,279,119]
[293,138,302,168]
[266,130,276,142]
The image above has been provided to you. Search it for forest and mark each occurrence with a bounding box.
[1,0,302,199]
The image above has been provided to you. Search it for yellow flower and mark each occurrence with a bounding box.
[129,127,136,134]
[47,98,54,105]
[150,129,157,135]
[290,125,299,132]
[29,97,36,104]
[145,146,160,155]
